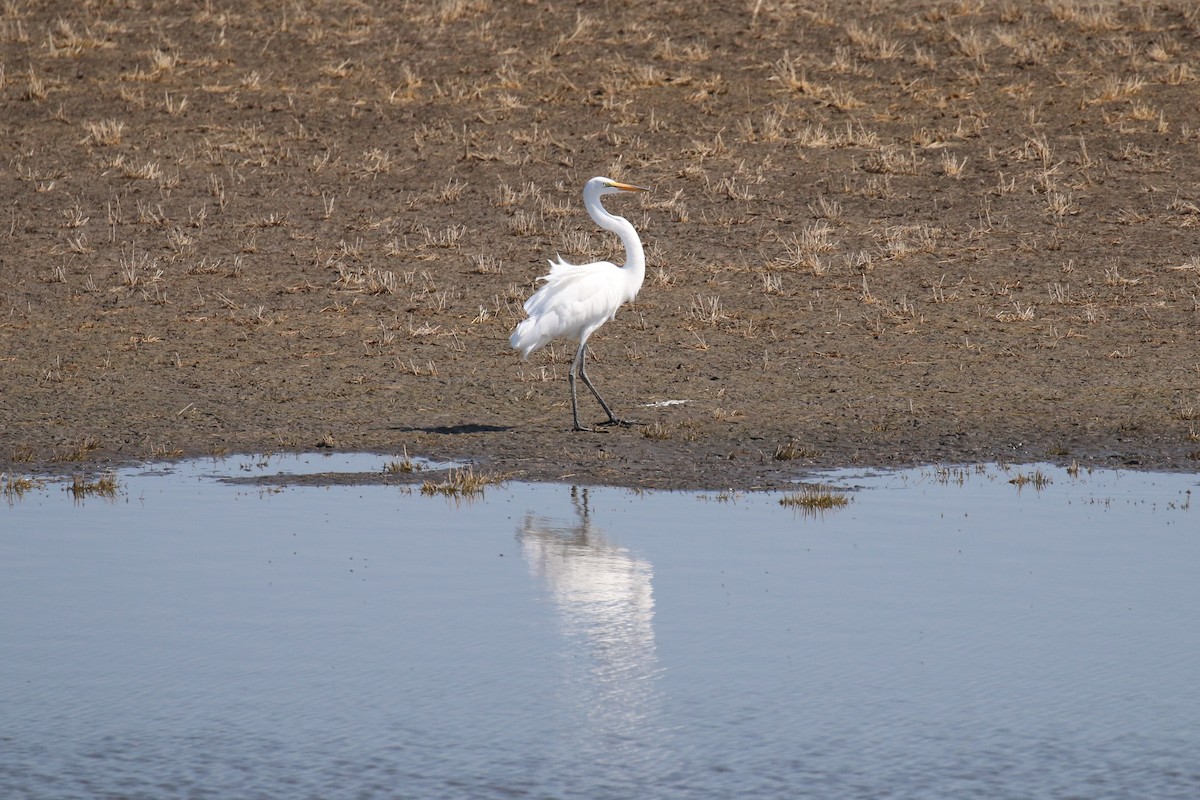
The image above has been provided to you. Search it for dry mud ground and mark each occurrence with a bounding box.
[3,1,1200,490]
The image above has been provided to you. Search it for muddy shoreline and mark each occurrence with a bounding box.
[3,2,1199,491]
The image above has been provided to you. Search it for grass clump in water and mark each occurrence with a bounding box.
[1009,469,1052,491]
[779,484,850,514]
[384,447,422,474]
[420,466,506,498]
[3,474,44,503]
[67,471,120,500]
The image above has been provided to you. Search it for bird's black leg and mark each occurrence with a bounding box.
[568,343,593,432]
[578,344,637,427]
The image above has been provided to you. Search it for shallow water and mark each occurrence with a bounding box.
[2,456,1198,799]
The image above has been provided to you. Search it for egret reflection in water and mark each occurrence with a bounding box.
[518,487,664,761]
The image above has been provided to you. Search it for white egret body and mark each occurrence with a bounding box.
[510,176,650,431]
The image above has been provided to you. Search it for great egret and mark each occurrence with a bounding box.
[510,176,650,431]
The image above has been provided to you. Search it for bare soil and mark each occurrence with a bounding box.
[3,1,1199,490]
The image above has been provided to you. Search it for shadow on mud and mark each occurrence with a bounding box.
[396,424,513,435]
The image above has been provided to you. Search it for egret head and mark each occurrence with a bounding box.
[589,176,651,196]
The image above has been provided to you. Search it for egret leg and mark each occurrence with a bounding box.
[577,343,636,427]
[568,342,592,432]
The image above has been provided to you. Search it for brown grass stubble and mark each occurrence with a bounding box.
[1,1,1198,489]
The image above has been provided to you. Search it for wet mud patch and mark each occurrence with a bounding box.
[3,1,1199,489]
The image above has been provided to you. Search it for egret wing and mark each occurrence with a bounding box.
[511,259,626,357]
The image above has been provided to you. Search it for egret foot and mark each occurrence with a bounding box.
[598,417,642,428]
